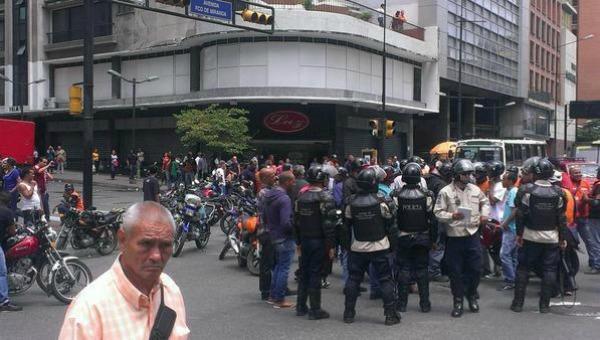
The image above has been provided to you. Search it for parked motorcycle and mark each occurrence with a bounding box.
[172,194,212,257]
[218,213,260,275]
[5,221,93,304]
[54,202,124,256]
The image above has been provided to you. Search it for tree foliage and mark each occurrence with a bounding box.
[577,119,600,143]
[174,104,252,155]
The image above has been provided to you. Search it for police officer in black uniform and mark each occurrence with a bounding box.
[392,163,437,313]
[342,168,400,325]
[294,166,337,320]
[511,158,567,313]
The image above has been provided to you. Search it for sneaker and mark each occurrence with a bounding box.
[273,300,295,309]
[500,284,515,291]
[431,275,450,283]
[584,268,600,275]
[0,302,23,312]
[321,279,331,289]
[266,298,276,305]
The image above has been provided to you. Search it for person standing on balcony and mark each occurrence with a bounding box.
[378,3,385,27]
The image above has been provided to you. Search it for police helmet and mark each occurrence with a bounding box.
[534,158,554,180]
[437,161,453,179]
[64,183,74,192]
[521,156,541,175]
[306,165,328,184]
[488,160,505,178]
[356,168,379,193]
[403,163,422,185]
[382,165,395,179]
[506,165,519,175]
[399,159,409,172]
[337,167,349,178]
[348,159,362,172]
[408,156,425,168]
[453,159,475,175]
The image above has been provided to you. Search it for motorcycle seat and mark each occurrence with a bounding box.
[100,212,121,224]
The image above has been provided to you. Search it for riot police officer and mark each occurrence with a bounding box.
[511,158,567,313]
[294,166,337,320]
[392,163,437,313]
[343,168,400,325]
[434,159,489,317]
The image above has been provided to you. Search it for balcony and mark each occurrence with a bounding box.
[44,23,116,55]
[262,0,425,41]
[529,90,552,104]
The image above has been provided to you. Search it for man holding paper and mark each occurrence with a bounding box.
[434,159,489,318]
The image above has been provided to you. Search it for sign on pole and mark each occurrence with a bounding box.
[190,0,233,21]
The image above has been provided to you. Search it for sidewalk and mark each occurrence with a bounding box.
[51,170,142,190]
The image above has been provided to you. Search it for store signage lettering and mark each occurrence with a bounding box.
[263,111,310,133]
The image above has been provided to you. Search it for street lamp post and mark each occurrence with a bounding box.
[0,74,46,120]
[107,69,158,152]
[553,33,594,157]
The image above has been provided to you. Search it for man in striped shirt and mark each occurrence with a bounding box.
[59,202,190,339]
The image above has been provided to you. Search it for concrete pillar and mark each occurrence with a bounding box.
[190,46,201,92]
[111,56,121,99]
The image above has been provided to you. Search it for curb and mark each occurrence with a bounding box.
[54,178,141,191]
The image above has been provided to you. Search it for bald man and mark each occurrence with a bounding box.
[59,202,190,340]
[257,167,277,301]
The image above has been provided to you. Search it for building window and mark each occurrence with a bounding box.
[530,42,534,63]
[413,67,422,102]
[50,2,112,43]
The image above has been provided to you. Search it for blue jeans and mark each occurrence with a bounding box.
[0,246,10,305]
[270,239,295,301]
[578,218,600,269]
[500,229,518,284]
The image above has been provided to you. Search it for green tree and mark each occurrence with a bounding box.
[577,119,600,143]
[174,104,252,155]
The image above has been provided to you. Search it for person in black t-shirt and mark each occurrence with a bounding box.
[143,166,160,202]
[0,191,22,311]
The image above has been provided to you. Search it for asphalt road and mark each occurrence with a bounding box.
[1,181,600,339]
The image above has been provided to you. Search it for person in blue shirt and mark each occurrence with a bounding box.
[499,171,519,290]
[332,167,347,208]
[1,158,21,211]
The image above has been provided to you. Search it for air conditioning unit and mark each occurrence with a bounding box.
[44,97,57,109]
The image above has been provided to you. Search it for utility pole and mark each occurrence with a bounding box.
[380,0,387,163]
[82,0,94,208]
[457,0,465,140]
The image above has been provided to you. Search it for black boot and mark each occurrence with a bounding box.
[510,270,528,313]
[416,278,431,313]
[451,297,464,318]
[396,284,408,313]
[466,295,479,313]
[343,290,357,323]
[384,307,401,326]
[308,289,330,320]
[296,284,308,317]
[539,279,553,314]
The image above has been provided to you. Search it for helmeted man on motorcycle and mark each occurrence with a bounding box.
[391,162,437,313]
[342,167,400,326]
[64,183,84,212]
[511,157,568,313]
[294,166,337,320]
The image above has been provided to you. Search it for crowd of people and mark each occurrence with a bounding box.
[237,153,600,325]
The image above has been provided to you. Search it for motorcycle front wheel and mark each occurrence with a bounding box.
[220,212,236,235]
[36,261,52,294]
[96,228,118,256]
[195,227,210,249]
[173,226,187,257]
[50,258,93,304]
[247,249,260,276]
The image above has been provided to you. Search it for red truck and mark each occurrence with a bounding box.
[0,118,35,164]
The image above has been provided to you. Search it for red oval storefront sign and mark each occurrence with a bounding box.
[263,110,310,133]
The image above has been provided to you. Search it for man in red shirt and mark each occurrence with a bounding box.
[568,166,600,274]
[34,158,53,220]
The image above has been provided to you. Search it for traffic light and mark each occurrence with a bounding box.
[69,85,83,116]
[369,119,379,137]
[241,9,273,25]
[385,120,396,138]
[155,0,189,7]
